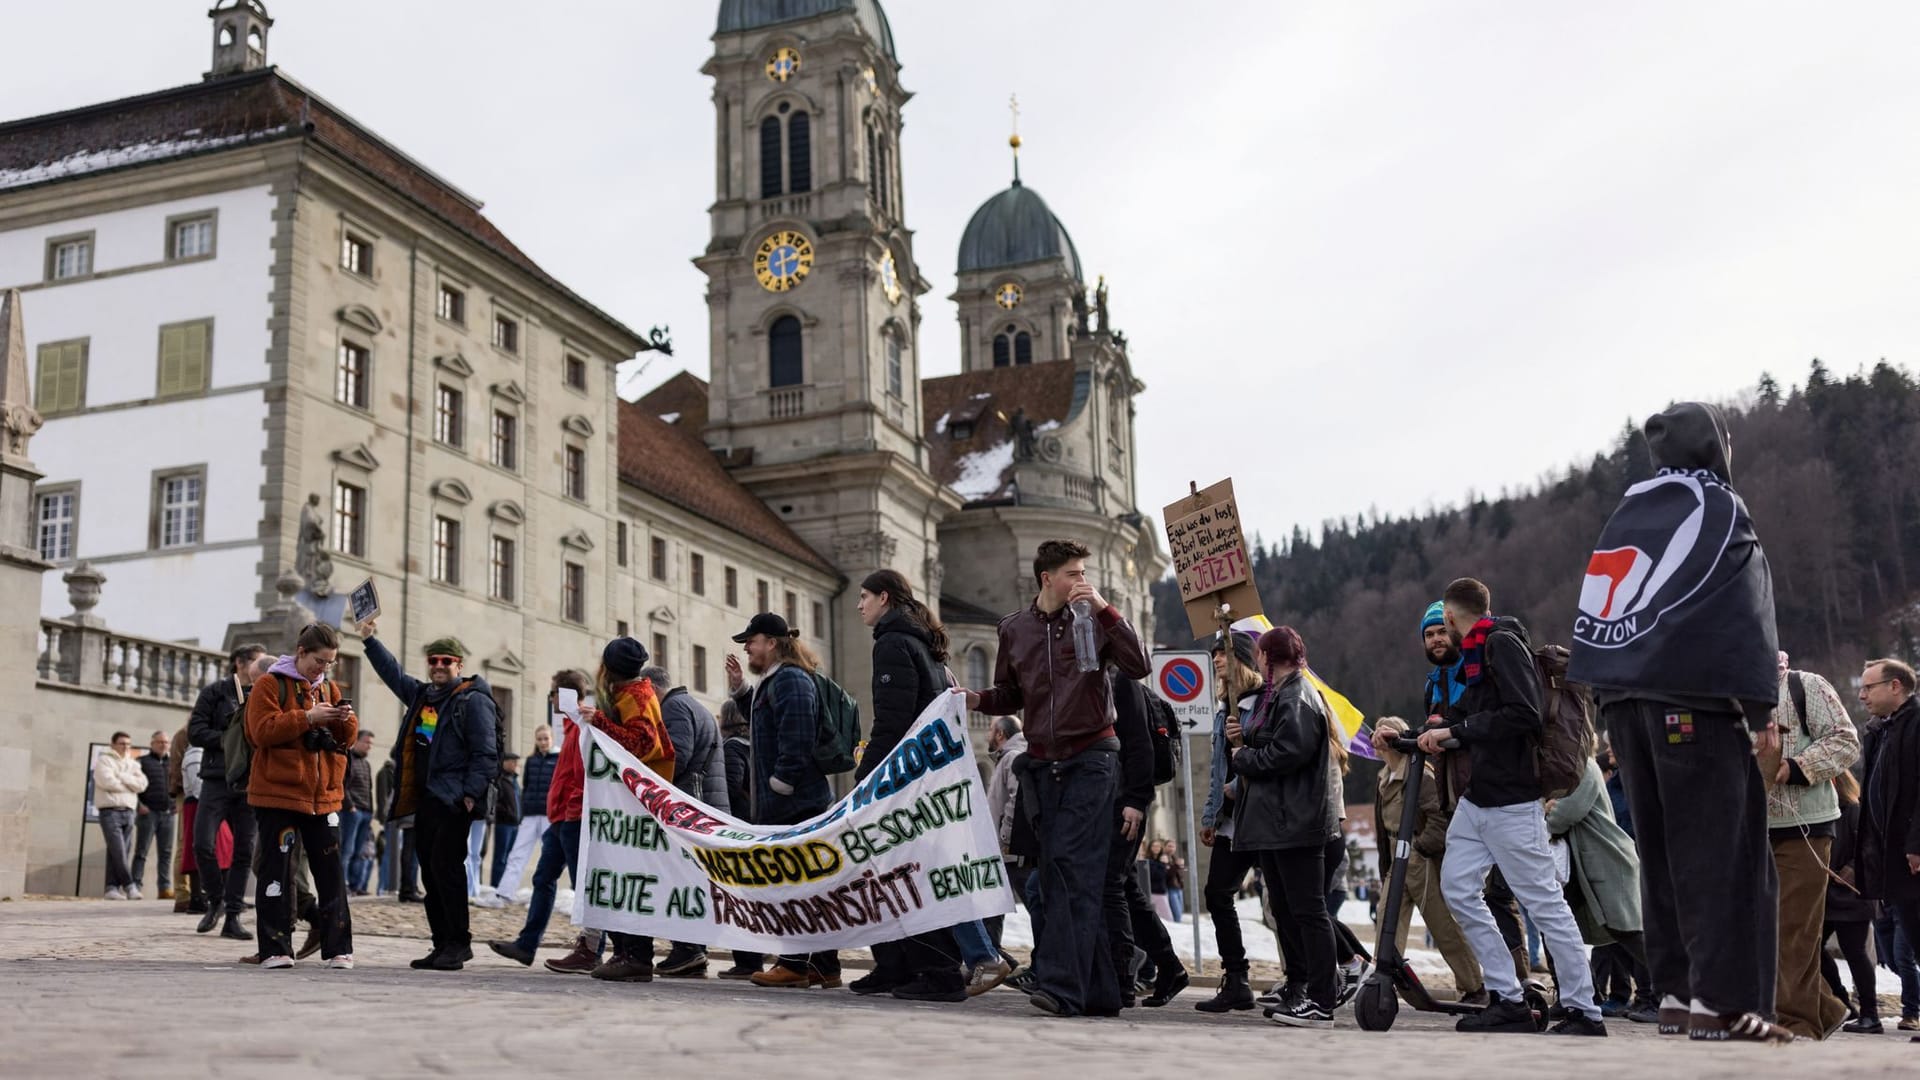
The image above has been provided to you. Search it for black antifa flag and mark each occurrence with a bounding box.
[1565,467,1779,706]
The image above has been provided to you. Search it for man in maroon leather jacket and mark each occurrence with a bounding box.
[968,539,1149,1017]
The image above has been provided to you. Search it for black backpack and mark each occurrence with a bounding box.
[1144,693,1180,785]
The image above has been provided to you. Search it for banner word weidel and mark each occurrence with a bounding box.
[575,689,1013,953]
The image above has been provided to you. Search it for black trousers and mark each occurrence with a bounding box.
[1203,835,1260,973]
[254,807,351,960]
[415,796,474,952]
[609,931,654,960]
[1608,699,1776,1016]
[1322,836,1371,965]
[1259,844,1338,1009]
[1821,920,1877,1019]
[1023,748,1122,1016]
[1106,807,1180,997]
[195,774,255,915]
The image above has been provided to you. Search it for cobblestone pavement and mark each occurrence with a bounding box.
[3,898,1915,1079]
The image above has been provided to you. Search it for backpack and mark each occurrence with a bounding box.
[231,674,339,784]
[1144,692,1180,785]
[807,670,863,776]
[1528,642,1598,800]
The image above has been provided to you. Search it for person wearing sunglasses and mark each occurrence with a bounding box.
[359,617,499,971]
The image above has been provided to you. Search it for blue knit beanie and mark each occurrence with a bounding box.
[1421,601,1446,631]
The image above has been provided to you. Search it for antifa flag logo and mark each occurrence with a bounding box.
[1573,472,1732,648]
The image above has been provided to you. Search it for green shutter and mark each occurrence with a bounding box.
[35,341,85,414]
[158,322,210,398]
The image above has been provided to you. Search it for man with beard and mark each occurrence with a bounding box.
[1422,602,1526,994]
[1567,402,1789,1043]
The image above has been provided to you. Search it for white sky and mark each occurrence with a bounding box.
[7,1,1917,546]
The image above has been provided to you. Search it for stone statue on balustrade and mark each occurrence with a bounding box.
[295,493,333,597]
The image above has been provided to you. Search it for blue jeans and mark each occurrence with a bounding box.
[339,809,373,893]
[1879,907,1920,1019]
[466,820,487,895]
[1167,887,1185,923]
[952,919,997,966]
[490,823,518,888]
[512,819,600,956]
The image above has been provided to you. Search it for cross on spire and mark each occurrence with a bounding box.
[1008,93,1022,184]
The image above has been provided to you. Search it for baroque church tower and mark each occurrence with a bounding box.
[698,1,957,695]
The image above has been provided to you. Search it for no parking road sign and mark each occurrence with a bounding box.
[1151,650,1214,735]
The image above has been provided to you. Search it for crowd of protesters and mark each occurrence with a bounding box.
[109,403,1920,1046]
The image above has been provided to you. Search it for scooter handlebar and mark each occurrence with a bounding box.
[1386,735,1460,754]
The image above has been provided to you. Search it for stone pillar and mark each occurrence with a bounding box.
[0,288,52,898]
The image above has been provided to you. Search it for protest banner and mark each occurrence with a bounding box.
[575,689,1012,952]
[1163,478,1263,639]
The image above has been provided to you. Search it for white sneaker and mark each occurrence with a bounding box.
[127,884,142,900]
[325,954,355,969]
[966,958,1014,997]
[260,955,295,970]
[104,887,126,901]
[472,891,507,909]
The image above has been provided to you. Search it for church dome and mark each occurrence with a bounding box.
[957,181,1083,281]
[716,0,898,61]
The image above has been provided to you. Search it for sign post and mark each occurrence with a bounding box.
[79,741,107,897]
[1150,650,1213,974]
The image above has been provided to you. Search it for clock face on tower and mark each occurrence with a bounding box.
[879,249,902,304]
[766,47,801,82]
[995,282,1023,310]
[754,230,815,292]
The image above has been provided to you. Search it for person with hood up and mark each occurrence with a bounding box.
[359,618,498,972]
[588,637,677,983]
[1566,401,1791,1043]
[244,623,357,969]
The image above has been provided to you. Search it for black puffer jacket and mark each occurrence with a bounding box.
[857,608,949,782]
[1228,671,1334,852]
[1112,673,1156,815]
[1445,616,1545,808]
[187,676,245,781]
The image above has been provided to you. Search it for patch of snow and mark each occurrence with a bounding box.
[660,411,681,424]
[971,392,992,400]
[951,439,1015,500]
[933,410,949,435]
[0,129,283,190]
[1037,419,1060,432]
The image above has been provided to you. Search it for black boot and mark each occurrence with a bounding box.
[1194,970,1256,1013]
[195,907,221,934]
[220,913,250,941]
[1144,961,1191,1007]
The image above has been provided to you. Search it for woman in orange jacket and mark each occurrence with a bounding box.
[245,623,357,969]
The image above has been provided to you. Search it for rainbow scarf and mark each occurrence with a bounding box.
[1458,616,1497,686]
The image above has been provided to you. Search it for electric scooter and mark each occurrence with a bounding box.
[1353,735,1548,1032]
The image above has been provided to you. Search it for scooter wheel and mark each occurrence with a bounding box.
[1354,979,1398,1031]
[1523,985,1551,1031]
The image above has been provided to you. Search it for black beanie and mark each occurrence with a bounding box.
[602,636,649,682]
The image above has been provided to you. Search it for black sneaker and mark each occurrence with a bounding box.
[1456,994,1538,1033]
[1334,959,1371,1009]
[656,944,708,978]
[891,976,968,1003]
[591,956,654,982]
[1267,998,1334,1030]
[427,949,467,971]
[1625,1001,1660,1025]
[1005,969,1039,996]
[1549,1013,1608,1037]
[849,969,910,996]
[488,940,535,967]
[410,949,443,970]
[1842,1016,1883,1035]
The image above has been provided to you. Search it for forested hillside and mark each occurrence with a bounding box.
[1153,361,1920,799]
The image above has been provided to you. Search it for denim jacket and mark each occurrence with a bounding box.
[1202,690,1263,834]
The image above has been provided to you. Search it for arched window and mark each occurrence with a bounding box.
[759,116,783,198]
[966,647,989,692]
[1014,331,1033,365]
[992,334,1010,368]
[787,112,811,194]
[877,138,893,216]
[866,122,880,194]
[769,315,803,387]
[886,333,904,398]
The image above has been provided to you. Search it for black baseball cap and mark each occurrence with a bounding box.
[731,612,793,644]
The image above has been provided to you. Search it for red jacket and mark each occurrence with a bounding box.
[548,714,585,823]
[546,679,674,822]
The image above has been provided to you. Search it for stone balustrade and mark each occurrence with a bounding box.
[38,619,225,703]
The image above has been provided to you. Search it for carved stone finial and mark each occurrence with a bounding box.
[64,561,106,625]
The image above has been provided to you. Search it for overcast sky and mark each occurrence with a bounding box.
[8,1,1918,549]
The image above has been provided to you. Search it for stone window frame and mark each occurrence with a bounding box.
[492,306,523,357]
[44,230,95,282]
[335,337,372,410]
[433,383,465,449]
[36,483,80,563]
[164,209,219,263]
[339,217,376,280]
[436,278,468,328]
[431,512,463,588]
[561,560,587,625]
[332,478,368,558]
[148,465,207,550]
[489,533,517,604]
[690,552,706,596]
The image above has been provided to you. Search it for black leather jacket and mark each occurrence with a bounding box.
[1228,671,1335,852]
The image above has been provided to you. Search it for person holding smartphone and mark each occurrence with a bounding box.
[244,623,357,969]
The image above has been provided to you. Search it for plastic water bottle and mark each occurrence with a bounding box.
[1070,599,1100,672]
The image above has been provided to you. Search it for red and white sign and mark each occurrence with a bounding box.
[1151,651,1215,735]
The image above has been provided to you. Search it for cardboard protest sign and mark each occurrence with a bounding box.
[575,690,1011,952]
[1163,478,1264,639]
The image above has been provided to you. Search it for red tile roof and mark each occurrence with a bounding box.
[920,361,1079,496]
[617,399,837,577]
[0,69,640,349]
[638,370,711,432]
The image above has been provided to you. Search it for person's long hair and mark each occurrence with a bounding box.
[765,631,822,674]
[1835,768,1861,806]
[862,569,950,663]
